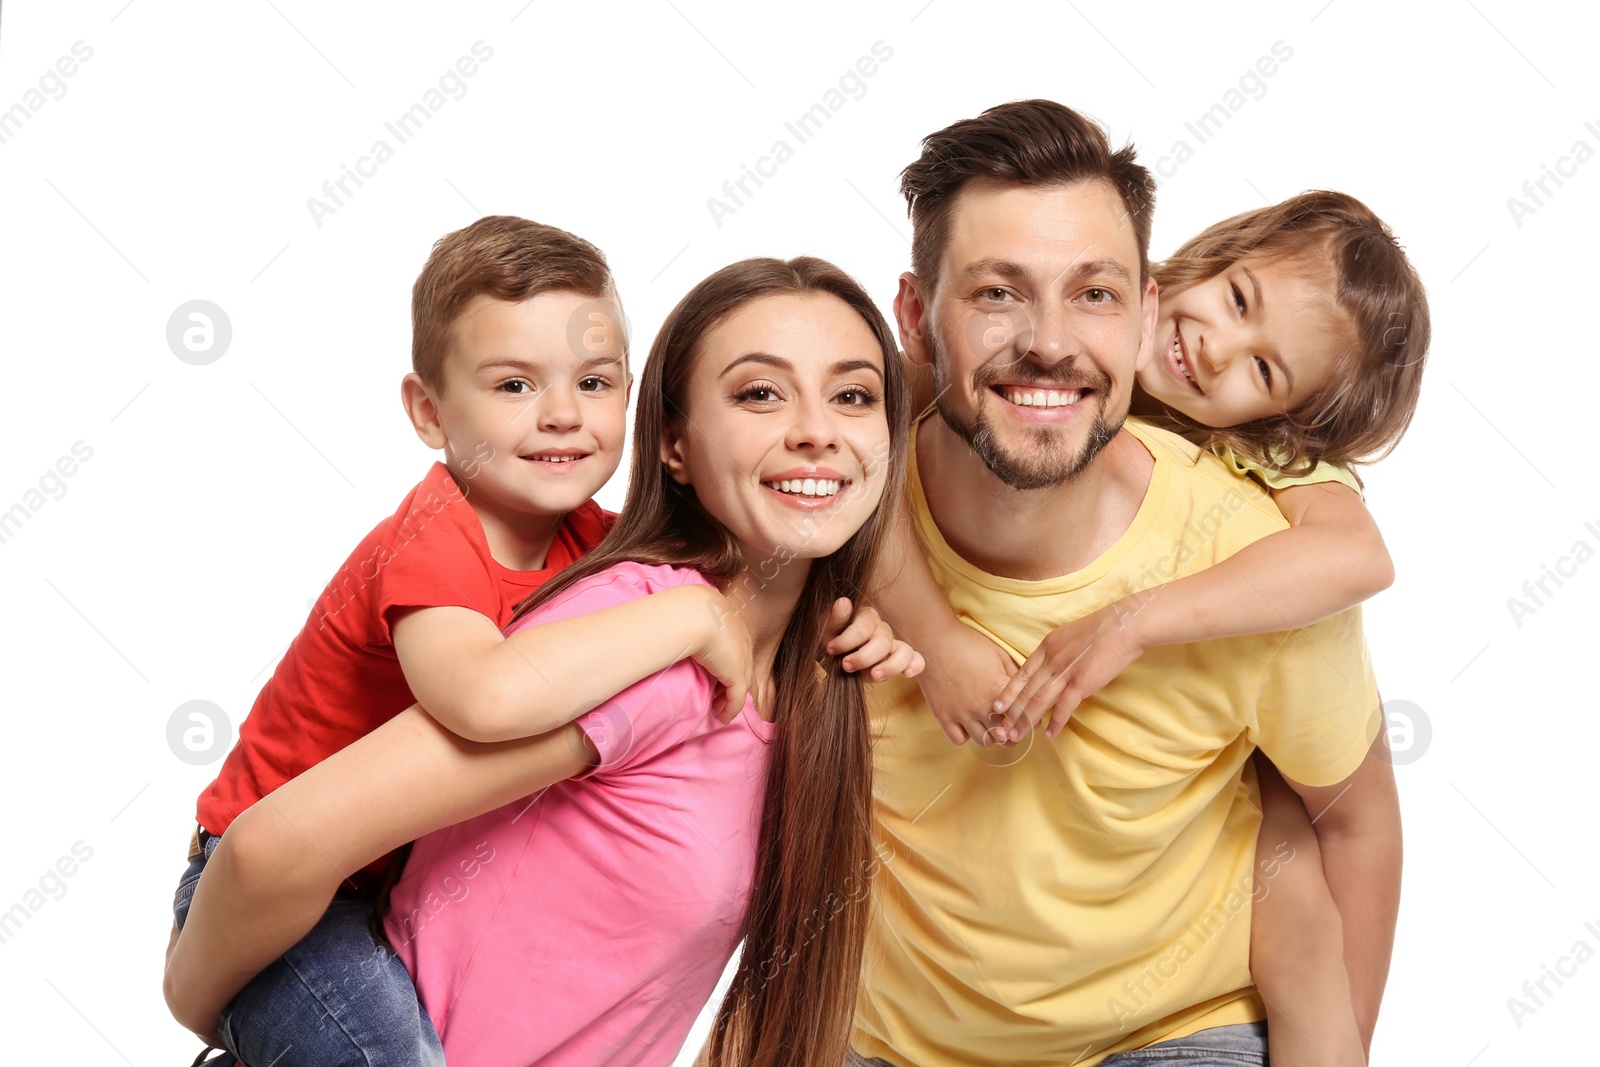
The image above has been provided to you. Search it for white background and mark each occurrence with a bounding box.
[1,1,1596,1063]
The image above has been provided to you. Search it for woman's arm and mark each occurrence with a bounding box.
[163,705,594,1040]
[996,481,1394,740]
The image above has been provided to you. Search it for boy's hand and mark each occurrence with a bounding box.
[993,600,1147,742]
[823,598,925,682]
[915,620,1017,746]
[689,586,754,723]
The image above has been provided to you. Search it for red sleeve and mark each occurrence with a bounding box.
[374,478,501,643]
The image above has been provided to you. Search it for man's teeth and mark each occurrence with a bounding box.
[1172,338,1197,386]
[766,478,842,497]
[1003,388,1082,408]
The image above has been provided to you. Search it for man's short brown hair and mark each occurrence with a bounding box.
[411,216,616,391]
[900,99,1156,289]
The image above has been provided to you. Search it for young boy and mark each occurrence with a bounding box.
[165,217,757,1065]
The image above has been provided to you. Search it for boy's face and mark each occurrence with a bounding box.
[418,290,629,522]
[900,178,1157,491]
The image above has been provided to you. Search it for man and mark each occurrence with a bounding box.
[851,100,1400,1066]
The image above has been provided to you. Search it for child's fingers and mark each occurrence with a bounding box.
[821,596,854,649]
[938,718,968,745]
[1045,701,1077,739]
[902,649,926,679]
[992,656,1041,714]
[998,662,1059,726]
[841,629,893,672]
[866,640,920,681]
[1009,675,1070,742]
[825,602,879,656]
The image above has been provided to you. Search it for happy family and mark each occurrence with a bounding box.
[162,98,1430,1067]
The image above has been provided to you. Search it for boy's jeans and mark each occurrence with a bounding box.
[846,1021,1268,1066]
[172,830,445,1067]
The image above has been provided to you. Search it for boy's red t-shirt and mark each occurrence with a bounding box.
[195,462,614,885]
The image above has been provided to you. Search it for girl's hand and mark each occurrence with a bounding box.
[823,598,925,682]
[689,586,754,723]
[993,600,1147,742]
[916,620,1017,747]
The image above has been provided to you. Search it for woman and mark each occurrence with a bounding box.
[165,255,913,1067]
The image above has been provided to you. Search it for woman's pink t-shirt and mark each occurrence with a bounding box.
[384,561,776,1067]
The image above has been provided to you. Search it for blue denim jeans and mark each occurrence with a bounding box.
[173,830,444,1067]
[846,1022,1268,1066]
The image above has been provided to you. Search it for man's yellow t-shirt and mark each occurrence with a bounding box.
[851,416,1381,1067]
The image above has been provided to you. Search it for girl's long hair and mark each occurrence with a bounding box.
[1145,190,1431,478]
[510,256,909,1066]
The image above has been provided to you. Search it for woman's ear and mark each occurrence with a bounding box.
[660,421,690,485]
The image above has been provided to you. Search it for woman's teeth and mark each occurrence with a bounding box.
[765,478,842,497]
[1003,388,1082,408]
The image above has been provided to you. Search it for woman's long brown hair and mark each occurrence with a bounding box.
[510,256,909,1066]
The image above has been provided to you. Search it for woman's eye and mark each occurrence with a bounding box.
[1231,283,1247,315]
[1254,357,1272,388]
[735,384,780,404]
[836,387,880,407]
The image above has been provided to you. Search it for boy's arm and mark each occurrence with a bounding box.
[998,481,1393,739]
[392,583,750,742]
[163,704,596,1041]
[1137,480,1394,645]
[1283,732,1403,1055]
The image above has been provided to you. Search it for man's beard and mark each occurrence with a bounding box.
[930,331,1125,491]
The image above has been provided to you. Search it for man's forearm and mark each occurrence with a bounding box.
[1314,800,1402,1052]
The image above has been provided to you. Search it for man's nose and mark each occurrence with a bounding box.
[1018,301,1080,368]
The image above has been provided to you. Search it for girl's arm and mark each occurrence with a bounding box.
[998,480,1394,740]
[163,704,595,1040]
[868,505,1015,746]
[393,583,752,742]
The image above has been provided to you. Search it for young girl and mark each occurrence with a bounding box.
[163,255,917,1067]
[876,190,1430,1066]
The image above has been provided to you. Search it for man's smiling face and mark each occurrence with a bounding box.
[912,177,1157,490]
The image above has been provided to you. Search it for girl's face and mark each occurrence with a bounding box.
[663,292,891,564]
[1138,254,1349,428]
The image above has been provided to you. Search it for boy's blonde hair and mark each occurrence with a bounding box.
[411,216,618,393]
[1151,191,1430,477]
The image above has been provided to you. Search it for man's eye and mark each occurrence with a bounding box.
[981,287,1012,303]
[1083,288,1112,303]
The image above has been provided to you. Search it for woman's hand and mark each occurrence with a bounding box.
[992,600,1148,741]
[823,598,924,681]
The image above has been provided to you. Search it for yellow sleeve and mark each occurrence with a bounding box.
[1210,442,1364,498]
[1246,606,1381,787]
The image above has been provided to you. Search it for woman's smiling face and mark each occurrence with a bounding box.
[662,292,892,564]
[1139,253,1350,428]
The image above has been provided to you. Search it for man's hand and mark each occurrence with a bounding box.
[993,600,1148,742]
[823,598,925,682]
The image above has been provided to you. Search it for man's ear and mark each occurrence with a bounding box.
[893,272,934,368]
[660,420,690,485]
[1134,275,1160,374]
[401,372,449,450]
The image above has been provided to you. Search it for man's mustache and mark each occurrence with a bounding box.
[971,360,1109,393]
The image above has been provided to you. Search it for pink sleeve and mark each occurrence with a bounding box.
[508,563,719,774]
